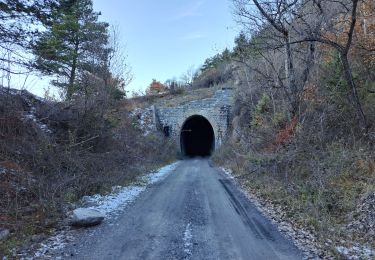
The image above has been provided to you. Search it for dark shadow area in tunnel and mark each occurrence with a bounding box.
[180,115,215,157]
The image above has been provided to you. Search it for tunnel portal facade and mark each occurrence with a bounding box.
[154,88,233,156]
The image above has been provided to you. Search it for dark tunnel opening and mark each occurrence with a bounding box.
[180,115,215,157]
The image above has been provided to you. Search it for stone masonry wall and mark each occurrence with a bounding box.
[155,87,233,148]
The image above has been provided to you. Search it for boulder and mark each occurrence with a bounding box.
[0,229,10,241]
[31,233,47,243]
[70,208,104,227]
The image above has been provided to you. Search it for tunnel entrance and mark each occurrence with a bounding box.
[180,115,215,157]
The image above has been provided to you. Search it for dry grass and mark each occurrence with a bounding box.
[0,89,177,256]
[126,85,221,109]
[213,129,375,254]
[212,72,375,254]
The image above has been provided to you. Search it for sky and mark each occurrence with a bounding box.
[92,0,238,94]
[8,0,238,97]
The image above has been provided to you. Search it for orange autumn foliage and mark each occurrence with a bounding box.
[355,1,375,67]
[146,79,167,95]
[325,0,375,66]
[274,115,298,146]
[266,115,298,152]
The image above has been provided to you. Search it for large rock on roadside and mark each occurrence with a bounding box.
[70,208,104,227]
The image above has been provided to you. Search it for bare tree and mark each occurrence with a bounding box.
[296,0,368,129]
[180,65,197,87]
[107,25,133,90]
[233,0,316,116]
[233,0,368,129]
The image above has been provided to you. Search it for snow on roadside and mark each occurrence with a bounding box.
[336,244,375,260]
[22,161,180,259]
[220,167,234,179]
[82,186,145,217]
[143,161,180,184]
[32,231,74,259]
[79,161,180,217]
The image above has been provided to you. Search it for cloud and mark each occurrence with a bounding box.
[179,32,206,41]
[172,1,205,21]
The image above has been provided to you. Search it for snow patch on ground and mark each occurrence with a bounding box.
[220,167,234,179]
[23,106,52,134]
[80,161,180,217]
[83,186,145,217]
[21,231,75,260]
[1,87,52,134]
[21,161,180,259]
[183,223,193,257]
[336,244,375,260]
[143,161,180,184]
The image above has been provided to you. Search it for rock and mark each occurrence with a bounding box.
[0,228,10,240]
[31,234,47,243]
[70,208,104,227]
[43,218,57,228]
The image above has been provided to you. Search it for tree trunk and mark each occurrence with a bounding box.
[285,35,298,116]
[67,39,80,100]
[68,60,76,100]
[340,52,368,130]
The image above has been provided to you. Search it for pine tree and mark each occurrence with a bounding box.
[33,0,110,99]
[233,32,248,58]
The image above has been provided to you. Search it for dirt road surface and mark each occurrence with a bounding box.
[68,159,302,260]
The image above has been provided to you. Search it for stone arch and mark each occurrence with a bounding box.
[153,88,233,153]
[180,114,216,157]
[177,111,219,140]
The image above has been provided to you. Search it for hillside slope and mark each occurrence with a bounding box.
[0,87,176,256]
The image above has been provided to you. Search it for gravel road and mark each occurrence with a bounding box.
[68,159,302,260]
